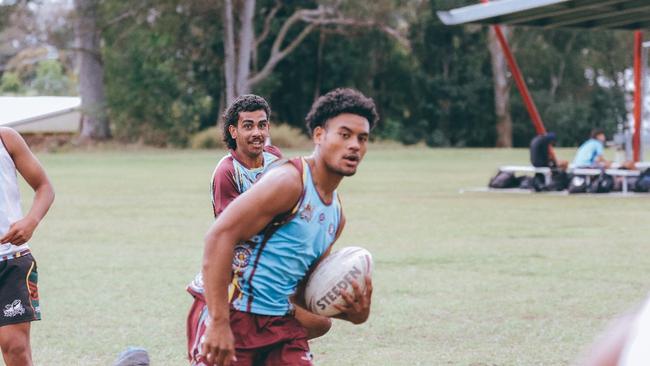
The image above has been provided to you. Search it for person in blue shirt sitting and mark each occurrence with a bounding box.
[573,128,612,168]
[573,128,635,170]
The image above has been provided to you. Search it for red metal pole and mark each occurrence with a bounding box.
[633,30,643,162]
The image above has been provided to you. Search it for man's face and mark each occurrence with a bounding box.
[313,113,370,177]
[229,110,269,158]
[595,133,606,143]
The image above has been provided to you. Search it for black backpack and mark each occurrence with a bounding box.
[489,171,519,189]
[548,171,569,191]
[519,176,535,190]
[634,169,650,192]
[587,173,614,193]
[568,175,587,194]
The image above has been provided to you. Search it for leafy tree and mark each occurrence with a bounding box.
[396,0,495,146]
[222,0,409,103]
[509,28,629,146]
[93,0,632,148]
[31,59,73,95]
[0,71,23,94]
[102,0,219,145]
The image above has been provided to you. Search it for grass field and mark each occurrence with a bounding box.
[18,147,650,365]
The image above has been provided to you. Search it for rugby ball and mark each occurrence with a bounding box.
[304,246,373,317]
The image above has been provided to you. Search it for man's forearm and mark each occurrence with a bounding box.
[202,236,236,323]
[26,183,54,224]
[293,304,332,339]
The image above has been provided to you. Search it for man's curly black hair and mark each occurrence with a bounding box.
[305,88,379,136]
[222,94,271,150]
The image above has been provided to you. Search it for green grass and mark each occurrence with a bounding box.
[19,147,650,365]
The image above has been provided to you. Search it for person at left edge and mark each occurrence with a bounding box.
[0,127,54,366]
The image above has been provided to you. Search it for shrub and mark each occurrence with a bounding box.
[269,124,311,149]
[0,72,23,94]
[190,127,225,149]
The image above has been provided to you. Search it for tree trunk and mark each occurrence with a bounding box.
[488,26,513,148]
[236,0,255,96]
[75,0,110,141]
[223,0,236,104]
[217,88,225,125]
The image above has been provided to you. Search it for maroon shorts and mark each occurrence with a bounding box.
[187,293,312,366]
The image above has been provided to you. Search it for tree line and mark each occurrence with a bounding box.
[0,0,634,147]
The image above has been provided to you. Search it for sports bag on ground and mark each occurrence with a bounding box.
[489,171,519,189]
[587,173,614,193]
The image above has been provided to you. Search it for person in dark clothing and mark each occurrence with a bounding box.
[530,132,567,169]
[529,132,568,191]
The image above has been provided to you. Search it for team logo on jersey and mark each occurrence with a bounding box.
[3,299,25,318]
[319,213,325,223]
[300,203,313,222]
[232,244,253,273]
[328,223,335,236]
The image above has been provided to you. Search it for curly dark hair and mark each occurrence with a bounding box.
[305,88,379,136]
[222,94,271,150]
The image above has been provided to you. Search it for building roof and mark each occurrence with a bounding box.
[0,96,80,126]
[437,0,650,30]
[0,96,81,133]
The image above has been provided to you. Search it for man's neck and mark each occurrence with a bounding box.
[306,155,343,203]
[233,149,264,169]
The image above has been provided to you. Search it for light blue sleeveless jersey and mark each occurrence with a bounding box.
[230,158,342,315]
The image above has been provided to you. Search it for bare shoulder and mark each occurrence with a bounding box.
[257,162,302,195]
[0,127,28,155]
[242,161,304,212]
[0,127,23,142]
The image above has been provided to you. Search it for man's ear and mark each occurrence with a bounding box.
[229,124,238,140]
[313,126,324,144]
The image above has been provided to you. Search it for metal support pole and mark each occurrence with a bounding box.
[633,31,643,162]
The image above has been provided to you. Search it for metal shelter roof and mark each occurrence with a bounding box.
[0,97,81,133]
[437,0,650,30]
[0,97,80,126]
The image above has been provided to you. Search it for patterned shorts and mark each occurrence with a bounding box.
[0,252,40,327]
